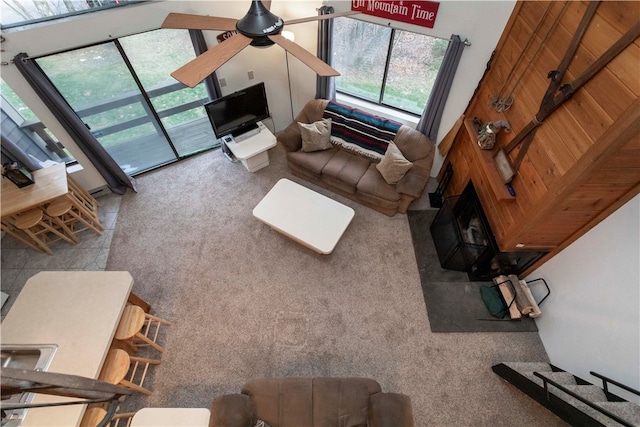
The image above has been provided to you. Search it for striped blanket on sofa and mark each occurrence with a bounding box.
[322,101,402,161]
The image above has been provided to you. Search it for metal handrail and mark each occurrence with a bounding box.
[590,371,640,397]
[533,371,635,427]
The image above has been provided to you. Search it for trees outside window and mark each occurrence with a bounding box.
[333,18,448,115]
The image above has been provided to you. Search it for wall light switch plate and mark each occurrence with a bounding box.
[248,71,254,80]
[219,78,227,87]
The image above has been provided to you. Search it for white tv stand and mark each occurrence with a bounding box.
[221,121,277,172]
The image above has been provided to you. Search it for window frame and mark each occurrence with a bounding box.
[333,18,446,117]
[0,0,147,30]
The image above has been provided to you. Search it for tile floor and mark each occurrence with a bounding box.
[0,193,122,319]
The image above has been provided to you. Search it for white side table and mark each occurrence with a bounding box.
[224,121,277,172]
[130,408,210,426]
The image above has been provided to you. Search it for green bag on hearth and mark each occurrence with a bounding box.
[480,285,508,319]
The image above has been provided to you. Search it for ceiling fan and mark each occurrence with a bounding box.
[161,0,357,88]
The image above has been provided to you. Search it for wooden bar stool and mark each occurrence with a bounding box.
[67,174,100,216]
[99,349,159,396]
[46,196,104,237]
[115,305,171,354]
[1,220,47,253]
[14,208,78,255]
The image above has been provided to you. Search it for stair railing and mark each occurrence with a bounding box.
[590,371,640,398]
[533,372,635,427]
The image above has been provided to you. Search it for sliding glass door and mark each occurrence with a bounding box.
[119,29,215,157]
[36,29,217,175]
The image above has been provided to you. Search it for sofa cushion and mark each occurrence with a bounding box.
[312,378,382,427]
[242,378,313,427]
[287,147,339,176]
[357,164,402,203]
[376,142,413,184]
[299,118,332,152]
[323,101,401,161]
[322,150,370,190]
[394,125,433,162]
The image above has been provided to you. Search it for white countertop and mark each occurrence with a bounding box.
[1,271,134,427]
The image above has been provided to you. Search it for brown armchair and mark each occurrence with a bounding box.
[209,377,414,427]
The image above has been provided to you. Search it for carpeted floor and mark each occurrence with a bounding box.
[106,144,566,426]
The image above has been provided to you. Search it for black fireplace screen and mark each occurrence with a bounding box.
[430,182,546,281]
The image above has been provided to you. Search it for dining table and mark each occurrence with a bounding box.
[1,163,102,253]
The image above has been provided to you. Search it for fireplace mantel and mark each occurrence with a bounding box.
[439,1,640,273]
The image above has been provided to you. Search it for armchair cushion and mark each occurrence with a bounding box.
[209,394,256,427]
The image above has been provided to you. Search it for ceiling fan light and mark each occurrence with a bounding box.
[281,30,295,42]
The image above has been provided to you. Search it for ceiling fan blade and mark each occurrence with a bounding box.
[161,13,238,31]
[285,10,358,26]
[269,34,340,77]
[171,33,252,88]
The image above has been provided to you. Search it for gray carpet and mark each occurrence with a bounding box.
[106,144,567,426]
[407,210,538,333]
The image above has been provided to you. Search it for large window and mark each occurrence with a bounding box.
[333,18,448,115]
[1,0,144,29]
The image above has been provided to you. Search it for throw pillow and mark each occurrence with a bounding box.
[376,141,413,184]
[298,118,332,152]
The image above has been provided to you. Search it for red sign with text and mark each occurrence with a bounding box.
[351,0,439,29]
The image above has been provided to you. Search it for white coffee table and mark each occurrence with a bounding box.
[253,179,355,254]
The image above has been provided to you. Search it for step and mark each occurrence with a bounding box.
[504,362,553,375]
[524,371,577,388]
[595,401,640,426]
[559,385,608,402]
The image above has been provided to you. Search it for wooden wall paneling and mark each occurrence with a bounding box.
[564,185,629,212]
[607,43,640,95]
[589,168,640,186]
[597,1,640,31]
[546,97,639,208]
[604,148,640,170]
[464,2,523,116]
[538,113,583,173]
[518,0,549,29]
[543,105,594,159]
[522,184,640,277]
[581,7,630,58]
[581,67,637,119]
[562,89,614,143]
[523,210,596,247]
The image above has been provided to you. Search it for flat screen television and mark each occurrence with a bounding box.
[204,82,270,139]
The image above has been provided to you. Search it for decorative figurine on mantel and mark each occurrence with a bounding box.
[476,119,511,150]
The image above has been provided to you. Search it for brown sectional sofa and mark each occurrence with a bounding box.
[208,377,415,427]
[277,99,435,216]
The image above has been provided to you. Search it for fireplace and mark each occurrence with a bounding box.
[430,182,546,281]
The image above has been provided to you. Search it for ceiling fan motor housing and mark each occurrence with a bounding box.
[236,0,283,46]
